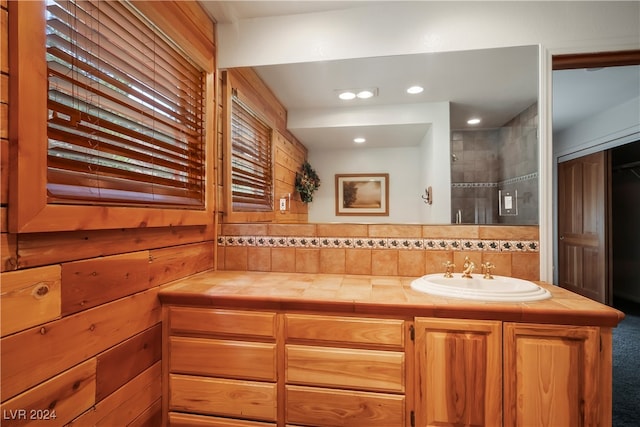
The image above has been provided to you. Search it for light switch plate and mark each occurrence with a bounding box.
[279,198,287,211]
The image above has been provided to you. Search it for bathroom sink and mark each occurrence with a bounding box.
[410,274,551,302]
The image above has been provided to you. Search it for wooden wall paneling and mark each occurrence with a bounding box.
[1,139,8,204]
[128,397,162,427]
[129,1,214,72]
[0,4,7,76]
[16,225,214,268]
[273,130,308,223]
[1,288,161,401]
[1,231,16,271]
[229,68,287,130]
[0,207,6,232]
[0,76,7,140]
[61,251,151,316]
[1,1,217,425]
[0,358,96,426]
[67,362,161,426]
[149,241,214,287]
[1,264,61,337]
[223,68,309,224]
[96,323,162,402]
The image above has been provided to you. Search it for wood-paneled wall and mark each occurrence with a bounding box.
[219,68,309,224]
[0,1,215,425]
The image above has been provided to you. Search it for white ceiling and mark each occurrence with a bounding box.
[553,65,640,134]
[201,1,640,150]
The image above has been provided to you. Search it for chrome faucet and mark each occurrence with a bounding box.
[462,256,475,278]
[482,262,496,279]
[442,261,456,278]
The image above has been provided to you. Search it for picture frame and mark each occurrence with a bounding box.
[335,173,389,216]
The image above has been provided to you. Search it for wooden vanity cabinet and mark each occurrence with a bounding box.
[165,306,278,426]
[503,322,603,427]
[283,314,409,427]
[163,305,613,427]
[413,318,503,427]
[413,319,612,427]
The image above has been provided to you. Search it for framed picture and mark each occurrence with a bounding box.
[335,173,389,216]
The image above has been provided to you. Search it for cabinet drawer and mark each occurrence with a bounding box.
[171,337,277,381]
[286,385,405,427]
[284,314,404,348]
[169,412,276,426]
[286,345,405,393]
[169,307,276,339]
[170,374,277,422]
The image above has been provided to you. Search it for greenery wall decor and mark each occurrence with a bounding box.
[295,161,321,203]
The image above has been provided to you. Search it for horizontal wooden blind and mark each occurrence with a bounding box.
[230,96,273,211]
[46,0,206,208]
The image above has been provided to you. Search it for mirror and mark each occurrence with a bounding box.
[250,45,539,224]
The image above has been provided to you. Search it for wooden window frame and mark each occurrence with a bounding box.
[222,72,276,223]
[8,0,216,233]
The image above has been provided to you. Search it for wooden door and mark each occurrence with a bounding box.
[558,151,609,303]
[414,318,502,427]
[503,323,601,427]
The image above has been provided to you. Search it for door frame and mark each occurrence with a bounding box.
[552,50,640,303]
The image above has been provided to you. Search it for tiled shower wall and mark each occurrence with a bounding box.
[218,223,540,281]
[498,103,539,224]
[451,103,538,224]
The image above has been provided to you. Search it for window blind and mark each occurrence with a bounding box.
[230,96,273,211]
[46,0,206,208]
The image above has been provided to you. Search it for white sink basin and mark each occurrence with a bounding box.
[410,274,551,302]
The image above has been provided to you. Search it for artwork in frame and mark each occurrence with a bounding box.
[335,173,389,216]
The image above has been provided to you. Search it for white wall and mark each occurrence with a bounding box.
[308,146,423,223]
[299,101,452,223]
[216,2,640,68]
[419,110,451,224]
[554,97,640,161]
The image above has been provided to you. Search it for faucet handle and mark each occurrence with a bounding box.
[442,261,455,278]
[482,262,495,279]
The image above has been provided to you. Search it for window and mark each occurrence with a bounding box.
[9,1,215,232]
[230,95,273,212]
[46,0,205,208]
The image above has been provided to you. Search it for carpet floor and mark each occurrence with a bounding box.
[612,298,640,426]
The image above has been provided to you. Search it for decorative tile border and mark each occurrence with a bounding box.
[451,182,498,188]
[451,172,538,189]
[219,236,539,252]
[500,172,538,186]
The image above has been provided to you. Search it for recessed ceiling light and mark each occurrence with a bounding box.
[407,85,424,94]
[354,137,366,144]
[356,90,374,99]
[338,91,356,100]
[337,88,377,100]
[467,118,481,125]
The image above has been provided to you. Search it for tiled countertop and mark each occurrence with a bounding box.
[158,270,625,327]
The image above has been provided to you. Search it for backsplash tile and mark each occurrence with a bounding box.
[217,224,541,280]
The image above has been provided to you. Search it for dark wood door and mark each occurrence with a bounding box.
[558,151,609,303]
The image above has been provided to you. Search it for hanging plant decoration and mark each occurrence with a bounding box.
[295,161,321,203]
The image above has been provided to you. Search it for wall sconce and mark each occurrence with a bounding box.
[421,186,432,205]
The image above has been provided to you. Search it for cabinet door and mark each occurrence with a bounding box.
[414,318,502,427]
[503,323,600,427]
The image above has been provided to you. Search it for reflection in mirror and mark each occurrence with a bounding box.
[451,102,538,225]
[251,45,539,225]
